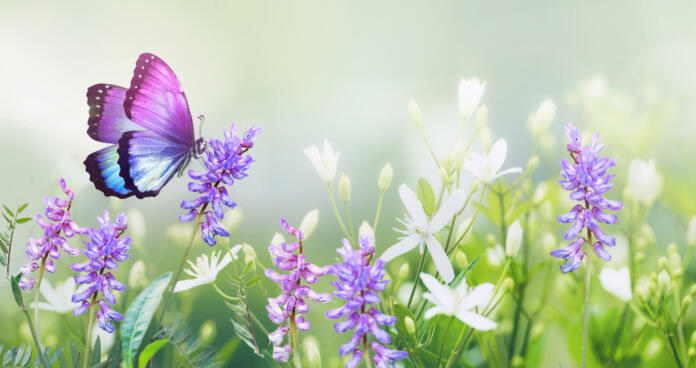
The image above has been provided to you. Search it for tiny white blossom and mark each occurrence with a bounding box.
[299,209,320,240]
[30,278,87,314]
[599,266,632,301]
[174,246,242,293]
[359,220,375,240]
[626,159,662,205]
[304,140,340,184]
[420,273,497,331]
[505,220,523,258]
[380,184,466,283]
[458,78,486,117]
[463,139,522,184]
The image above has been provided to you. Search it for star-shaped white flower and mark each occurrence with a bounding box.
[599,266,632,301]
[380,184,466,283]
[30,278,87,314]
[458,78,486,117]
[174,246,242,293]
[463,139,522,184]
[304,140,340,184]
[420,273,496,331]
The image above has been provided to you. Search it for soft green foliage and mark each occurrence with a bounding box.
[152,319,222,368]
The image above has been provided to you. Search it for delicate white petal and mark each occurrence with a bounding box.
[459,283,494,310]
[599,266,632,301]
[420,273,449,305]
[30,302,59,312]
[425,236,455,283]
[429,190,467,232]
[495,167,523,178]
[488,139,508,174]
[424,306,448,320]
[399,184,428,227]
[455,311,497,331]
[380,235,421,262]
[173,278,210,293]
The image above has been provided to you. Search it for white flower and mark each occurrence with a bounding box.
[174,246,242,292]
[420,273,497,331]
[299,209,319,240]
[626,159,662,205]
[528,99,556,136]
[30,278,87,314]
[505,220,523,258]
[408,98,422,126]
[304,140,340,184]
[380,184,466,283]
[463,139,522,184]
[599,266,632,301]
[359,220,374,240]
[486,245,505,266]
[458,78,486,117]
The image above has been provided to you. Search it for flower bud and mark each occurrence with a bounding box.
[505,220,523,258]
[455,250,468,269]
[528,99,556,136]
[688,215,696,247]
[338,173,351,202]
[689,347,696,359]
[128,260,147,288]
[690,284,696,297]
[453,143,465,170]
[359,221,374,240]
[485,233,496,247]
[456,217,474,245]
[270,232,286,247]
[378,163,394,191]
[475,105,488,129]
[634,251,645,264]
[531,323,545,340]
[244,254,256,271]
[658,270,671,296]
[680,295,692,318]
[691,330,696,346]
[502,277,515,293]
[533,182,548,204]
[398,262,410,281]
[511,356,524,368]
[408,98,421,127]
[404,316,416,337]
[304,337,321,368]
[526,155,539,172]
[298,209,320,240]
[242,243,257,260]
[439,167,452,186]
[479,127,493,152]
[658,256,668,270]
[199,320,217,344]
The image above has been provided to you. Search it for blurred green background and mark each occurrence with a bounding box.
[2,1,696,367]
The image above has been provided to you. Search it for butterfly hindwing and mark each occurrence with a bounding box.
[86,84,143,144]
[117,130,191,198]
[124,53,195,146]
[84,145,133,198]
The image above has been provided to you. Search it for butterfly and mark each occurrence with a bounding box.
[84,53,206,198]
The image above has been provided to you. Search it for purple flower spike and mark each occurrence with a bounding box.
[71,210,130,333]
[551,124,623,272]
[326,236,407,367]
[179,125,260,246]
[18,178,85,290]
[265,218,331,362]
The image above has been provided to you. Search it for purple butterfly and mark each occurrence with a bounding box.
[84,53,204,198]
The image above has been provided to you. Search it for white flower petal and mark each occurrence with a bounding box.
[599,266,632,301]
[429,190,467,232]
[495,167,523,179]
[173,278,210,293]
[488,139,508,175]
[380,235,421,262]
[455,310,497,331]
[399,184,428,227]
[425,236,454,283]
[424,305,448,320]
[459,282,494,310]
[420,273,453,309]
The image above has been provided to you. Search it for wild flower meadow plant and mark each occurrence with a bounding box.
[180,124,261,246]
[327,236,408,368]
[265,219,331,362]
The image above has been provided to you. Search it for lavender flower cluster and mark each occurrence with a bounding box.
[326,237,408,368]
[550,124,623,273]
[265,219,331,362]
[180,125,261,246]
[71,211,131,332]
[19,179,84,290]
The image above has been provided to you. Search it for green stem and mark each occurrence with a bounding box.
[416,125,441,168]
[158,209,204,325]
[5,218,16,278]
[34,255,48,347]
[407,253,427,308]
[83,300,96,368]
[363,335,373,368]
[21,303,48,368]
[448,186,486,256]
[373,191,385,233]
[344,203,357,243]
[248,309,270,336]
[437,316,455,367]
[291,309,302,368]
[327,184,353,243]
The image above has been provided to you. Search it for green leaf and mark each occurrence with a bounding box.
[3,205,13,218]
[467,254,481,273]
[10,273,24,307]
[137,339,168,368]
[392,303,418,348]
[505,200,533,225]
[70,340,80,368]
[120,272,171,368]
[417,178,436,217]
[58,347,68,368]
[17,203,28,214]
[2,213,11,224]
[245,276,262,287]
[16,217,32,224]
[91,337,101,366]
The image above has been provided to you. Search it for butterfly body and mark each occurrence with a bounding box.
[84,53,196,198]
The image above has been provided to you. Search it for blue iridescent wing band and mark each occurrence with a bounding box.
[84,145,133,198]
